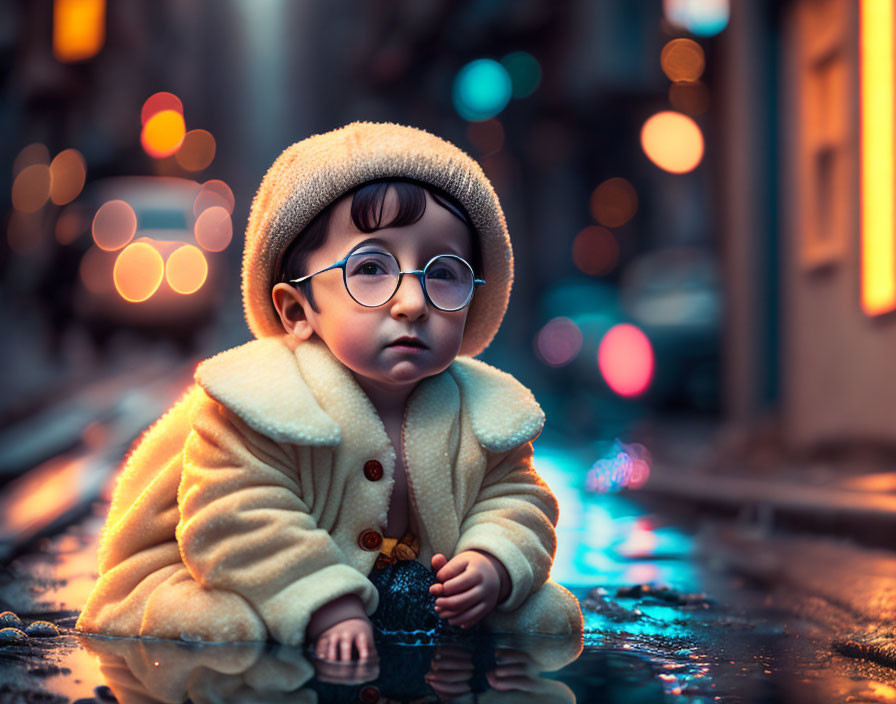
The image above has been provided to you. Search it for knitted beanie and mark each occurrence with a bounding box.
[242,121,513,357]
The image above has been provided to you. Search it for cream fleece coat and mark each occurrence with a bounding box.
[76,336,583,646]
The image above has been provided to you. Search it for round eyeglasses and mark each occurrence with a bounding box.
[290,250,486,312]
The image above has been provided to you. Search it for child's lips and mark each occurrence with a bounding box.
[387,337,428,349]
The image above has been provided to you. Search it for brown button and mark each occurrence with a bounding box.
[363,460,383,481]
[359,529,383,551]
[359,686,380,704]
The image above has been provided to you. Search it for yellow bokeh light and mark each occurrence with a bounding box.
[141,110,187,159]
[53,0,106,63]
[92,200,137,251]
[860,0,896,315]
[193,179,235,217]
[50,149,87,205]
[12,164,52,213]
[113,242,164,302]
[175,129,216,172]
[640,111,704,174]
[194,206,233,252]
[166,245,208,294]
[660,38,705,82]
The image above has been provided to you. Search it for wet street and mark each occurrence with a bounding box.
[3,377,896,704]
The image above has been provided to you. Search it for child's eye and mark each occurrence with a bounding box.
[348,254,392,277]
[427,265,458,281]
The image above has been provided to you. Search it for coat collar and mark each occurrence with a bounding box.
[195,336,544,452]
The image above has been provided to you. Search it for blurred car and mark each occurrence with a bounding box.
[64,176,234,343]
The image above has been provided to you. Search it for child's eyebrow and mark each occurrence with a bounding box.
[350,237,469,260]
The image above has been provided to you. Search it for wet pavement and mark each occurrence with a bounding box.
[3,406,896,701]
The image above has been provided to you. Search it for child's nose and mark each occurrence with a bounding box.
[390,274,429,319]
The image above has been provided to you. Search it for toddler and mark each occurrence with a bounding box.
[76,122,584,662]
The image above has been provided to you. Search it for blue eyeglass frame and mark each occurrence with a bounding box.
[289,250,486,312]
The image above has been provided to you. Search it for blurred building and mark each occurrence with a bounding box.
[721,0,896,455]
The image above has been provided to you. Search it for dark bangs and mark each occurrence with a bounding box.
[277,179,481,310]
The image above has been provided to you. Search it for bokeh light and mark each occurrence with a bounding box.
[13,143,50,177]
[641,111,704,174]
[141,109,187,159]
[598,323,654,397]
[49,149,87,205]
[53,0,106,63]
[585,441,652,493]
[669,81,710,115]
[92,200,137,251]
[141,92,184,125]
[12,164,52,213]
[113,242,164,302]
[660,38,705,82]
[79,246,115,295]
[194,206,233,252]
[664,0,730,37]
[175,129,216,172]
[193,179,235,217]
[452,59,513,122]
[55,204,87,245]
[590,177,639,228]
[535,317,583,367]
[501,51,542,99]
[165,245,208,294]
[572,226,620,276]
[466,119,505,155]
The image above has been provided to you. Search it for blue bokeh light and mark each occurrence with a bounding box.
[452,59,513,122]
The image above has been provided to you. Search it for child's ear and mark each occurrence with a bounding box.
[271,283,315,341]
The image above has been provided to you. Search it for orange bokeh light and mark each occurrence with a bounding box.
[194,206,233,252]
[590,177,638,228]
[92,200,137,251]
[55,205,86,245]
[640,111,704,174]
[141,92,184,125]
[53,0,106,63]
[13,143,50,177]
[193,179,235,217]
[113,242,164,302]
[166,245,208,294]
[598,324,654,397]
[141,109,186,159]
[50,148,87,205]
[12,164,52,213]
[175,129,216,172]
[572,226,620,276]
[660,38,705,82]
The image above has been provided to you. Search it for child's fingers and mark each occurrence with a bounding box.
[431,553,449,572]
[434,555,470,583]
[437,569,479,596]
[435,586,481,614]
[448,601,489,628]
[355,632,373,660]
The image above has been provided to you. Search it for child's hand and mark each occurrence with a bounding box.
[429,550,504,628]
[312,617,377,663]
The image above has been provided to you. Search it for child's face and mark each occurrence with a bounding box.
[275,188,474,401]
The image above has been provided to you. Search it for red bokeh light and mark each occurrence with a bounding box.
[598,324,654,397]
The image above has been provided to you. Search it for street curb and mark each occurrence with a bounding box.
[639,466,896,547]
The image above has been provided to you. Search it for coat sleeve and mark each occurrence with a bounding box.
[176,391,378,646]
[454,441,558,612]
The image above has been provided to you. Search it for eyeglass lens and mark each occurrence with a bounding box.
[344,251,474,310]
